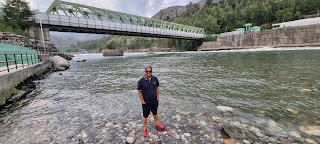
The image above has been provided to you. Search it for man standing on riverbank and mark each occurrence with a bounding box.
[137,66,165,136]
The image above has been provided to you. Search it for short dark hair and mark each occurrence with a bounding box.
[145,66,152,70]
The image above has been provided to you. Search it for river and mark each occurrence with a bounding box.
[0,48,319,143]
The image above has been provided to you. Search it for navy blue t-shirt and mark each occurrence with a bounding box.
[137,76,159,103]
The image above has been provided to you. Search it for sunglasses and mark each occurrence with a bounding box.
[145,71,152,73]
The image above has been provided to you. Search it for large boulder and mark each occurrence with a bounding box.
[51,56,70,71]
[102,49,123,56]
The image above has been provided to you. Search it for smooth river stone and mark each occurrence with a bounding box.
[217,106,234,112]
[283,107,299,115]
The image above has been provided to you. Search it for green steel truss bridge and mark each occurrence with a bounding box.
[36,0,205,40]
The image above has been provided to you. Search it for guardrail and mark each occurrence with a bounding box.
[0,53,41,73]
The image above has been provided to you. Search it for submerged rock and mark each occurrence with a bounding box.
[283,107,299,115]
[217,106,234,112]
[102,49,123,56]
[222,124,244,140]
[299,125,320,136]
[267,119,281,134]
[77,59,86,62]
[301,88,312,92]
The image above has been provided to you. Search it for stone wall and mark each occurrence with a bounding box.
[199,24,320,51]
[0,60,52,106]
[0,32,58,53]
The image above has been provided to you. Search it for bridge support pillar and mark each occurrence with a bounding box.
[26,26,51,42]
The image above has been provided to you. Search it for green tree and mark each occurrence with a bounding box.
[107,40,117,49]
[206,0,213,7]
[1,0,34,30]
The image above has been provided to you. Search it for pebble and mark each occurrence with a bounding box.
[288,131,301,139]
[105,122,114,127]
[81,133,88,138]
[212,116,222,122]
[90,113,98,119]
[184,133,191,137]
[200,120,207,126]
[129,130,135,135]
[125,137,135,144]
[176,115,181,121]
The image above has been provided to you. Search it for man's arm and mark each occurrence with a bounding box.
[156,87,159,101]
[138,91,146,104]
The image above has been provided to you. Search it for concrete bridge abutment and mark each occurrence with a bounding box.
[26,26,51,42]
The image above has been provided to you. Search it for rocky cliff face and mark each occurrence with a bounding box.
[151,6,186,20]
[151,0,220,21]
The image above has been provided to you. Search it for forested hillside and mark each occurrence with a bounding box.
[174,0,320,34]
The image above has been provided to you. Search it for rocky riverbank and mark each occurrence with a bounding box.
[55,105,319,144]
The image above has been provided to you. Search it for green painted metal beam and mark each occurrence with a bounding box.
[46,0,205,34]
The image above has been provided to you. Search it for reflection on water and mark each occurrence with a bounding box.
[0,49,320,143]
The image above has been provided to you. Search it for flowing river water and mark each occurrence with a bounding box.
[0,48,319,143]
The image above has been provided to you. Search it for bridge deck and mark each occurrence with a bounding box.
[35,13,205,40]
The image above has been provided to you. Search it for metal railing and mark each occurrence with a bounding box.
[0,53,41,73]
[34,13,206,39]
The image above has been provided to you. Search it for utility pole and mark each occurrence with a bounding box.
[317,10,319,24]
[36,3,46,54]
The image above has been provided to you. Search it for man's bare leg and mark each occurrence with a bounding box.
[143,117,148,130]
[153,114,158,126]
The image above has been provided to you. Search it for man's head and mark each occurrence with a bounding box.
[145,66,152,77]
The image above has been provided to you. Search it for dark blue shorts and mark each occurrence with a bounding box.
[142,101,158,118]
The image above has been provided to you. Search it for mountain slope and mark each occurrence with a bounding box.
[151,6,186,21]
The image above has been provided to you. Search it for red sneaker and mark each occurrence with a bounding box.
[143,128,148,137]
[155,124,165,130]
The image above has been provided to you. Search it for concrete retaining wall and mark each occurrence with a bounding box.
[199,24,320,51]
[0,60,52,106]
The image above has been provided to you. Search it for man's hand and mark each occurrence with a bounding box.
[138,91,146,104]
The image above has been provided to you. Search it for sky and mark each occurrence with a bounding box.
[1,0,200,18]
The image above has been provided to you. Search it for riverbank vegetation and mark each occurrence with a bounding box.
[0,0,34,37]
